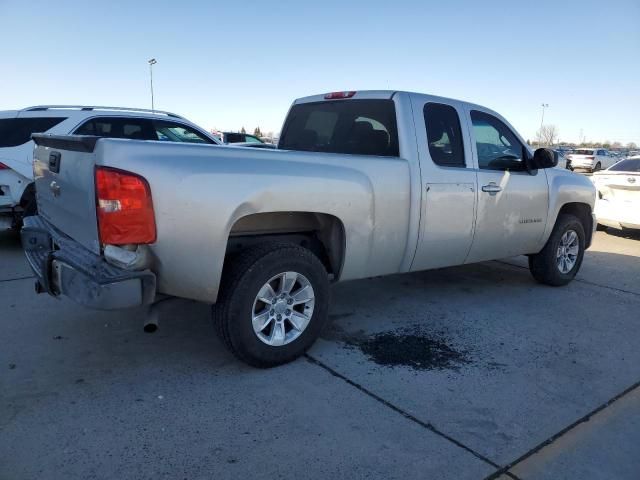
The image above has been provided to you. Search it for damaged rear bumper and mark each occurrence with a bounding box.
[21,215,156,309]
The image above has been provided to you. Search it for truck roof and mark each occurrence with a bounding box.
[294,90,495,112]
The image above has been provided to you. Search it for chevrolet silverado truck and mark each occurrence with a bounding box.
[22,90,597,367]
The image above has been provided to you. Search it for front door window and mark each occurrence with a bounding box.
[471,110,525,171]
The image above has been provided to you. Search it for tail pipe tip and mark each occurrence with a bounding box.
[143,303,160,333]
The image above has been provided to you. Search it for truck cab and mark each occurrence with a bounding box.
[279,91,594,273]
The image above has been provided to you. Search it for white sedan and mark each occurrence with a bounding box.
[592,156,640,230]
[568,148,618,172]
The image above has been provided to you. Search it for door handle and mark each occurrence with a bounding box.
[481,182,502,195]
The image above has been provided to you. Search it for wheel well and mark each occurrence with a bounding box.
[225,212,346,279]
[19,182,36,207]
[557,202,593,247]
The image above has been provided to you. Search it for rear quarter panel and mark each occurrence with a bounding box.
[96,140,411,303]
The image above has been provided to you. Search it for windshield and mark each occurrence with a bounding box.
[244,135,263,144]
[279,99,399,156]
[609,158,640,172]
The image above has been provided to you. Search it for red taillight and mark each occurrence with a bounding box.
[586,156,594,160]
[324,91,356,100]
[95,167,156,245]
[0,162,9,170]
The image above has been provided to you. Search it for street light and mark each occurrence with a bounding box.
[539,103,549,146]
[148,58,157,112]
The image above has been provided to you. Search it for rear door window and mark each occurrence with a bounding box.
[0,117,67,147]
[279,99,399,156]
[225,133,245,143]
[74,117,155,140]
[424,103,465,167]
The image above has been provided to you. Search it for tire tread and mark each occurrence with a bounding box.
[529,214,585,286]
[212,243,328,367]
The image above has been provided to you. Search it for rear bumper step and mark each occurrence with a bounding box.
[21,215,156,309]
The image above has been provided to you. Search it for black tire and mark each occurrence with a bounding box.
[213,243,330,368]
[12,187,38,231]
[23,195,38,217]
[529,214,586,286]
[593,162,602,173]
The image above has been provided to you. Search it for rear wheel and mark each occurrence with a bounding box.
[529,214,585,286]
[593,162,602,172]
[22,196,38,217]
[12,186,37,231]
[213,243,329,367]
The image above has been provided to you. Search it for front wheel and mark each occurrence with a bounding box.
[529,214,586,286]
[213,243,330,368]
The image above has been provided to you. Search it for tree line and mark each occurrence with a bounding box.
[530,125,637,150]
[240,126,265,138]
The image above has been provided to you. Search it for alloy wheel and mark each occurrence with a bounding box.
[251,271,315,346]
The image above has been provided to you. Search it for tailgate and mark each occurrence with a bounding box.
[32,134,101,254]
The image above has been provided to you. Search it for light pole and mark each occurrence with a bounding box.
[539,103,549,146]
[148,58,157,112]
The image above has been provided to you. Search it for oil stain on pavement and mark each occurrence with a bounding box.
[325,321,471,372]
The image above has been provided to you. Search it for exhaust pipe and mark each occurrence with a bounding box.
[143,295,175,333]
[143,304,159,333]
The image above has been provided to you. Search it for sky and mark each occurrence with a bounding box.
[1,0,639,144]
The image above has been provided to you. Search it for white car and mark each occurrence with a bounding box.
[567,148,617,172]
[0,106,219,230]
[592,156,640,230]
[554,150,569,169]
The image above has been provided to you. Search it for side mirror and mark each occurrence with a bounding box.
[530,148,558,169]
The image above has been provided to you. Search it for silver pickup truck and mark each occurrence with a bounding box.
[22,90,596,367]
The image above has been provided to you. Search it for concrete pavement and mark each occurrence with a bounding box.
[1,228,639,479]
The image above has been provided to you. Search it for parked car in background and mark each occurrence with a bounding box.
[592,156,640,230]
[233,142,277,149]
[566,148,616,172]
[22,90,596,367]
[554,149,569,169]
[0,106,219,230]
[220,132,277,149]
[221,132,263,144]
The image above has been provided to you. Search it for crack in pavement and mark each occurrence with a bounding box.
[483,380,640,480]
[308,351,640,480]
[305,353,520,480]
[0,275,35,284]
[494,260,640,297]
